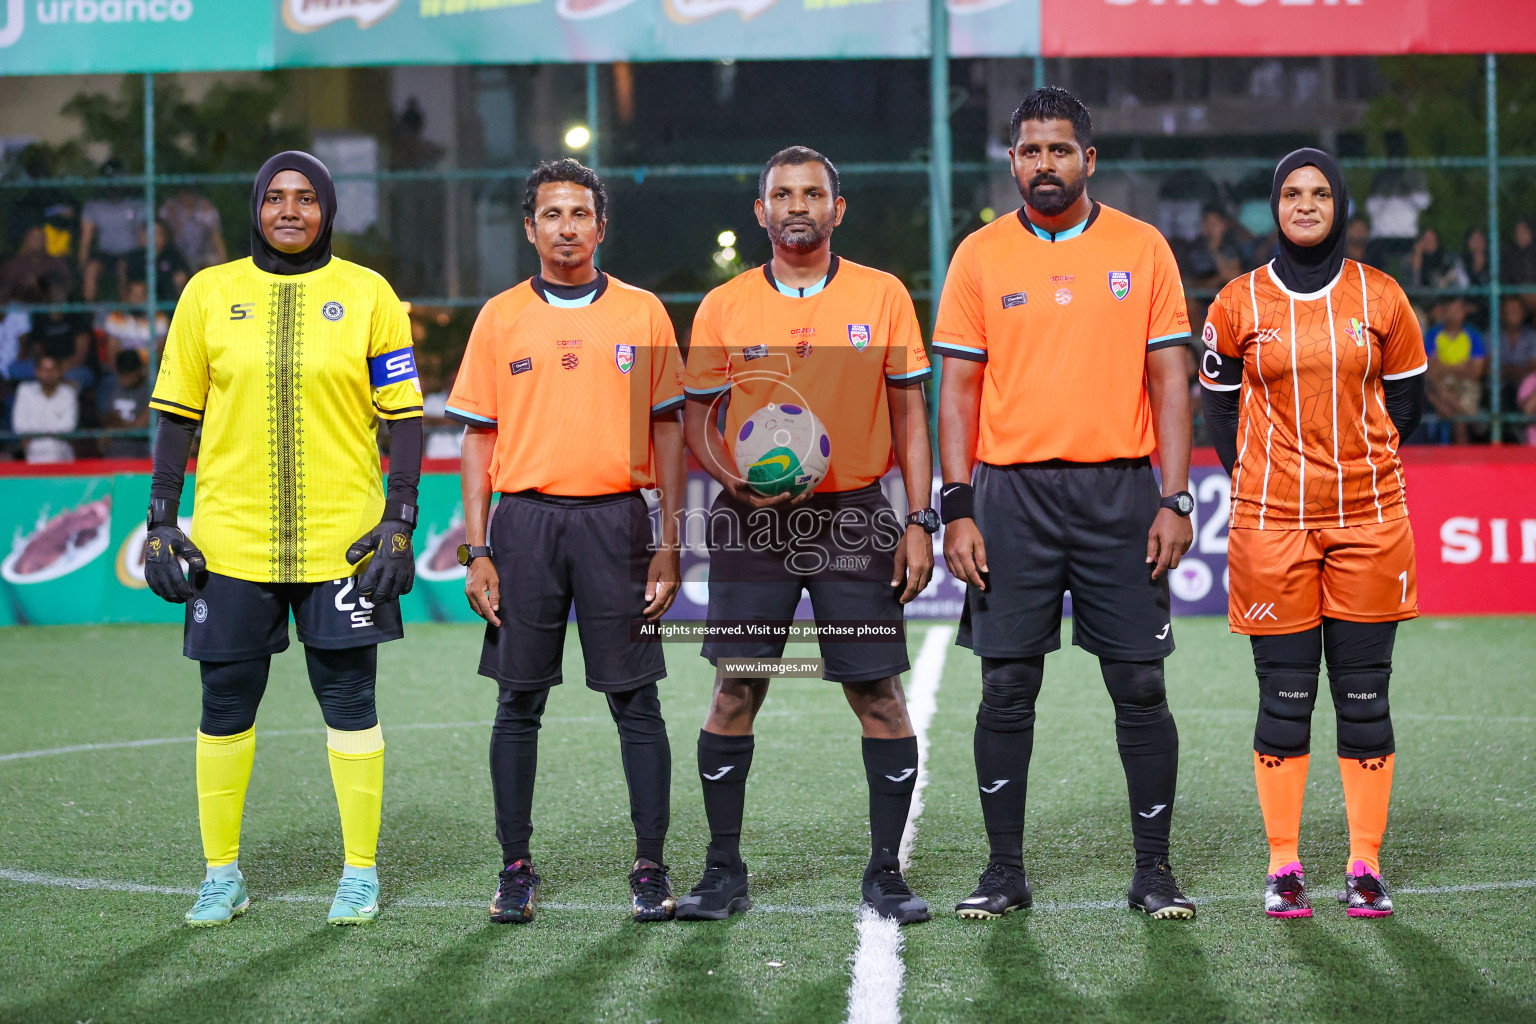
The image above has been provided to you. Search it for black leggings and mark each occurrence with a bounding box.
[199,646,379,736]
[1251,619,1396,760]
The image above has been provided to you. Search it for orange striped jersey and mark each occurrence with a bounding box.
[683,255,931,493]
[933,202,1190,464]
[446,273,684,496]
[150,256,420,584]
[1199,260,1427,530]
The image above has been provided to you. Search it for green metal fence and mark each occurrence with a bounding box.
[1,48,1530,453]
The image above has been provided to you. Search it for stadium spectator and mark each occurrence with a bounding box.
[1407,228,1466,290]
[99,348,151,458]
[0,225,75,303]
[0,308,28,379]
[1501,219,1536,290]
[1344,217,1371,266]
[1364,136,1430,270]
[1182,207,1246,289]
[159,188,228,273]
[118,220,189,302]
[79,173,146,301]
[12,354,77,464]
[1519,371,1536,445]
[1424,297,1486,443]
[1498,296,1536,385]
[98,279,170,363]
[22,281,96,391]
[1462,226,1491,288]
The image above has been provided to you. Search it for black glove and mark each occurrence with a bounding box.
[144,501,206,604]
[346,501,416,603]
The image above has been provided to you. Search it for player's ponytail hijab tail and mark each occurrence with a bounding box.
[250,150,337,275]
[1270,147,1349,294]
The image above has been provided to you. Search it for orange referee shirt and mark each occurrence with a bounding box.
[447,273,684,496]
[1199,260,1427,530]
[934,203,1190,464]
[683,255,932,493]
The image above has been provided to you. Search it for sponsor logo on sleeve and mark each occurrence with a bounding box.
[1202,321,1218,350]
[1109,271,1131,300]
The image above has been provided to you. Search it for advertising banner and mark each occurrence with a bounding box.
[274,0,933,67]
[0,0,273,75]
[1,456,1529,628]
[1040,0,1536,58]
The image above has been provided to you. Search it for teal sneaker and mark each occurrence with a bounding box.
[328,866,380,925]
[185,868,249,927]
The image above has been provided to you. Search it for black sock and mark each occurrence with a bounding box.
[608,684,671,865]
[1101,659,1179,870]
[697,729,753,868]
[862,736,918,874]
[974,657,1043,870]
[490,687,549,866]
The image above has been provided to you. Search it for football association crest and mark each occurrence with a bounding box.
[1109,272,1131,301]
[615,344,635,374]
[1345,317,1368,347]
[847,324,871,351]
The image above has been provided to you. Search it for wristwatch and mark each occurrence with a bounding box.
[456,544,493,566]
[906,508,941,535]
[1159,491,1195,517]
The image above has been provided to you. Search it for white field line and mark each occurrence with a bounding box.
[845,624,953,1024]
[3,867,1533,913]
[0,709,818,764]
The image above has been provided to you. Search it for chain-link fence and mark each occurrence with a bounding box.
[2,54,1532,461]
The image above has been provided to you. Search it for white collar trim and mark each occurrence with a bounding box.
[1264,261,1344,301]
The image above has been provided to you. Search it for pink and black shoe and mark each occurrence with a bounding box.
[1342,860,1394,917]
[1264,862,1312,918]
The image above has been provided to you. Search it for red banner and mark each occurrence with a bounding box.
[1042,0,1536,58]
[1400,449,1536,616]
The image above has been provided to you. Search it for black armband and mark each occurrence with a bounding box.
[940,482,975,524]
[1198,347,1243,389]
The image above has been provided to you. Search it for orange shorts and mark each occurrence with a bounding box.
[1227,518,1418,635]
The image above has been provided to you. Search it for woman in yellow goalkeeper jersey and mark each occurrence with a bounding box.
[145,151,424,927]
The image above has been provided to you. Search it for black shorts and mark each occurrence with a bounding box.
[479,490,665,693]
[957,458,1175,662]
[183,571,404,661]
[701,483,910,684]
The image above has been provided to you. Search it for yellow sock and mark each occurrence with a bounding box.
[196,728,255,868]
[327,724,385,869]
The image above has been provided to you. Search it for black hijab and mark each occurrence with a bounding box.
[250,150,336,275]
[1270,147,1349,294]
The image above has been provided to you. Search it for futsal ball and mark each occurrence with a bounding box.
[733,403,831,498]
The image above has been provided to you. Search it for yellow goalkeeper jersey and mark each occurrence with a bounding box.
[150,256,422,584]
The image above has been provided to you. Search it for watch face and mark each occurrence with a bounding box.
[1175,493,1194,515]
[456,543,472,567]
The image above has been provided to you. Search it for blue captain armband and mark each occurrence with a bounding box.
[369,346,420,388]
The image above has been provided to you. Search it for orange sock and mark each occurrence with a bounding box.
[1339,753,1394,875]
[1254,751,1309,875]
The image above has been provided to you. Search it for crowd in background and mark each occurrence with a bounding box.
[5,168,1536,464]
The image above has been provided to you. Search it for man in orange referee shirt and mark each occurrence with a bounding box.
[936,88,1197,920]
[676,147,937,925]
[447,159,687,925]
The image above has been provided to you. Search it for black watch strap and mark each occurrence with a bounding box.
[1160,491,1195,517]
[457,544,493,566]
[906,508,940,535]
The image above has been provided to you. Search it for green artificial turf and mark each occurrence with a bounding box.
[0,617,1531,1024]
